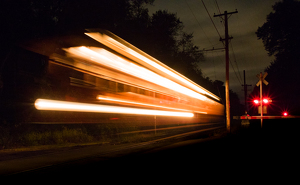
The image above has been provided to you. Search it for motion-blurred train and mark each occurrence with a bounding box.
[1,30,224,126]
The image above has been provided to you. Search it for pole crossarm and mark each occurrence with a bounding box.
[220,36,233,42]
[214,10,238,18]
[203,47,225,52]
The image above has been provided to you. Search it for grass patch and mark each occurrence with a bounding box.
[0,121,146,149]
[0,120,227,150]
[22,127,93,146]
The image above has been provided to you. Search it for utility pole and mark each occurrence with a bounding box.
[242,70,251,113]
[214,10,238,132]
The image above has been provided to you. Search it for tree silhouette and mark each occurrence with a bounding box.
[256,0,300,58]
[255,0,300,115]
[0,0,223,94]
[0,0,229,113]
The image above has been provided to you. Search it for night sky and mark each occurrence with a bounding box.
[148,0,280,104]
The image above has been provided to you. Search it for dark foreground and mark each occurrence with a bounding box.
[1,120,299,181]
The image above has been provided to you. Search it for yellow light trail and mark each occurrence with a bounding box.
[65,46,208,101]
[97,96,207,114]
[34,99,194,117]
[85,32,220,101]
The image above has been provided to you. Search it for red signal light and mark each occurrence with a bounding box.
[253,99,259,105]
[263,98,269,104]
[283,112,288,116]
[253,98,271,105]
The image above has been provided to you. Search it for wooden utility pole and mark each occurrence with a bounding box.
[242,70,252,113]
[214,10,238,132]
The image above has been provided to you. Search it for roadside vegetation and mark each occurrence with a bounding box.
[0,123,129,149]
[0,121,178,149]
[0,121,228,150]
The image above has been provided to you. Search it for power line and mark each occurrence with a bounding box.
[201,0,223,41]
[185,0,227,95]
[229,41,243,84]
[211,0,243,85]
[200,0,240,87]
[214,0,222,15]
[186,0,242,88]
[232,0,255,76]
[229,58,243,85]
[185,0,225,78]
[211,50,224,105]
[214,0,225,29]
[184,0,214,47]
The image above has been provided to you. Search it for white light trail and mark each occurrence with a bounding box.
[65,46,208,101]
[97,96,207,114]
[85,32,220,101]
[35,99,194,117]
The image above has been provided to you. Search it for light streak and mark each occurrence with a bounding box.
[97,96,207,114]
[34,99,194,117]
[85,32,220,101]
[65,46,208,101]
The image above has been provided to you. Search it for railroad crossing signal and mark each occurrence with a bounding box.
[256,72,268,86]
[256,72,269,128]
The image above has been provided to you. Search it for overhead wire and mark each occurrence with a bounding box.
[184,0,224,101]
[211,50,224,105]
[229,41,243,84]
[214,0,224,29]
[232,0,255,78]
[214,0,222,15]
[201,0,223,41]
[229,0,244,85]
[229,55,243,85]
[185,0,243,93]
[184,0,214,47]
[213,0,243,86]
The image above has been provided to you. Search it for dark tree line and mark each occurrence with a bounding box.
[252,0,300,115]
[0,0,221,95]
[0,0,246,117]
